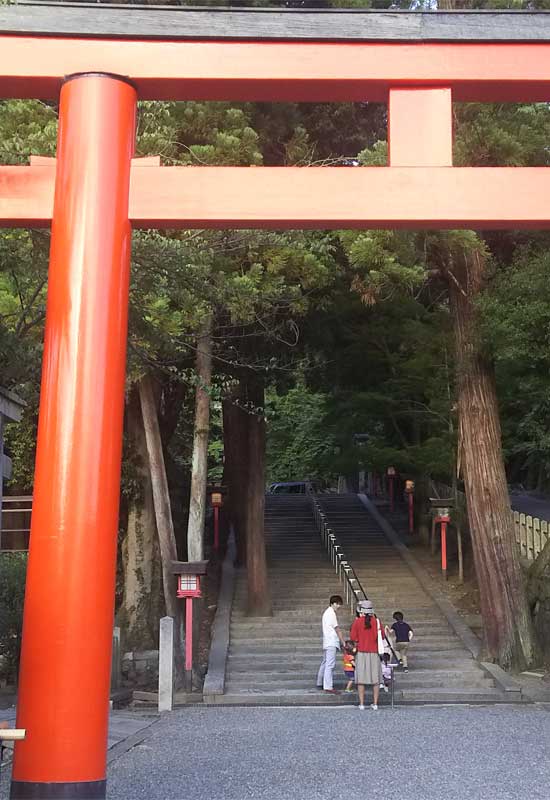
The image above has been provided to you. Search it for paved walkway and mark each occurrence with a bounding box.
[3,704,549,798]
[99,705,549,800]
[0,710,158,795]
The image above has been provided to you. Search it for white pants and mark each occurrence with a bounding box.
[317,646,337,690]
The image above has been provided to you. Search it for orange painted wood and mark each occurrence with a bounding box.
[0,165,54,226]
[129,166,550,229]
[2,165,550,229]
[389,88,453,167]
[29,155,160,167]
[12,74,136,786]
[2,37,550,102]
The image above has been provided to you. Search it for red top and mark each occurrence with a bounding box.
[350,616,383,653]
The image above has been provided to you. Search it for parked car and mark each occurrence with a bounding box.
[268,481,311,495]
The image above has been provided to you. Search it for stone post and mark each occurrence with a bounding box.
[158,616,174,712]
[111,627,121,691]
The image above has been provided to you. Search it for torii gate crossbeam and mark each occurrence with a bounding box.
[2,5,550,798]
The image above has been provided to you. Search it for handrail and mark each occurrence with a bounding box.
[308,492,367,613]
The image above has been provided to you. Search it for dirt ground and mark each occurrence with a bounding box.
[410,541,483,636]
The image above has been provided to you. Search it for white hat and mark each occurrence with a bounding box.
[357,599,374,615]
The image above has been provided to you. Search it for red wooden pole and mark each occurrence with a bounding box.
[441,520,448,579]
[185,596,193,692]
[11,73,136,800]
[408,492,414,535]
[389,476,394,513]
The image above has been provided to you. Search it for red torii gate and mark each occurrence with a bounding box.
[2,4,550,798]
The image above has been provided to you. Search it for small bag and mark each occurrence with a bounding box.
[376,618,385,656]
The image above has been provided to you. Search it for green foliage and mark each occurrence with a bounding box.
[0,100,57,165]
[479,247,550,482]
[266,384,337,483]
[137,101,263,165]
[0,553,27,683]
[455,103,550,167]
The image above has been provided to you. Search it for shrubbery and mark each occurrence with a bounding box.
[0,552,27,684]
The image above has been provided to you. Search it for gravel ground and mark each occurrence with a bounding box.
[2,705,549,800]
[103,705,549,800]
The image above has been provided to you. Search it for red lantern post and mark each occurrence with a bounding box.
[435,510,451,580]
[405,479,415,535]
[174,561,208,692]
[387,466,396,513]
[211,491,223,552]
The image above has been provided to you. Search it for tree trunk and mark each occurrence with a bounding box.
[457,523,464,585]
[186,316,213,562]
[222,384,248,563]
[244,378,272,616]
[138,373,183,676]
[527,538,550,665]
[118,387,162,649]
[448,247,538,670]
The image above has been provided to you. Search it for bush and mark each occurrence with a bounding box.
[0,552,27,684]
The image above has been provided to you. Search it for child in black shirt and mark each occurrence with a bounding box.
[389,611,413,672]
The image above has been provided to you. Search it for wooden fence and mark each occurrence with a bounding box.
[514,512,549,561]
[431,482,548,562]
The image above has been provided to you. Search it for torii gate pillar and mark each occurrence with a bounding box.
[11,73,136,799]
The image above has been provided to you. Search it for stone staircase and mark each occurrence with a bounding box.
[223,495,351,704]
[220,494,512,705]
[317,494,507,704]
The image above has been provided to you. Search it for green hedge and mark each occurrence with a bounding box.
[0,552,27,684]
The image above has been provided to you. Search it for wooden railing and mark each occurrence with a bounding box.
[514,512,549,561]
[432,481,549,563]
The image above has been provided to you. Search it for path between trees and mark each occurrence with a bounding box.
[218,494,511,704]
[510,492,550,521]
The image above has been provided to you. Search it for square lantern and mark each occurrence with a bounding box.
[211,491,223,507]
[405,479,415,494]
[429,497,453,523]
[177,574,202,598]
[387,466,396,476]
[173,560,208,598]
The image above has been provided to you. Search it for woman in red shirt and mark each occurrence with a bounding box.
[350,599,383,710]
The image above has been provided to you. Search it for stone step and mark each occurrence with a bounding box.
[227,655,475,671]
[207,687,517,706]
[251,578,422,587]
[231,611,446,621]
[231,601,416,610]
[226,674,494,691]
[226,665,489,681]
[228,633,463,645]
[228,647,469,661]
[233,592,428,599]
[398,686,515,702]
[230,621,452,633]
[230,629,464,653]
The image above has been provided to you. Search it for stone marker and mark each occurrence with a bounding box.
[158,616,174,712]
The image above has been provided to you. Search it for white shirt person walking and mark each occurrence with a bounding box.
[316,595,346,694]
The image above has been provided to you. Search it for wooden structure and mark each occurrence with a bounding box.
[2,4,550,798]
[0,387,25,551]
[0,496,32,552]
[514,512,548,562]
